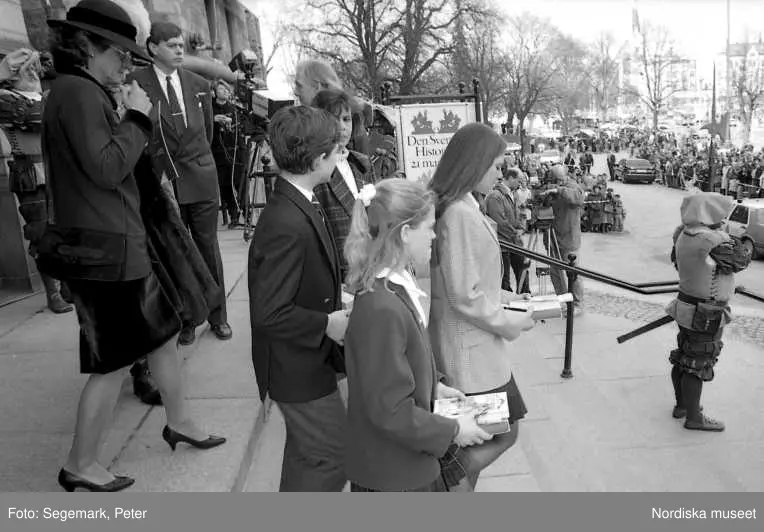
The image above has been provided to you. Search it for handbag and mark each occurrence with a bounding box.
[36,225,126,281]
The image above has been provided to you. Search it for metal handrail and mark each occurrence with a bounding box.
[498,237,764,302]
[498,238,679,295]
[497,235,764,379]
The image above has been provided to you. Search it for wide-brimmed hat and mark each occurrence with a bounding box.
[47,0,151,63]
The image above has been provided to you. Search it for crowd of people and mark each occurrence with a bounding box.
[623,126,764,196]
[1,0,754,494]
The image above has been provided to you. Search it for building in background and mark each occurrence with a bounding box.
[716,38,764,117]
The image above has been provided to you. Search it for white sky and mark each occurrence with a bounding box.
[244,0,764,96]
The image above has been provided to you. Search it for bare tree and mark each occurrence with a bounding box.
[629,21,682,130]
[260,21,290,79]
[287,0,488,99]
[588,32,623,121]
[732,48,764,144]
[499,14,566,154]
[549,36,591,135]
[285,0,400,98]
[452,2,506,121]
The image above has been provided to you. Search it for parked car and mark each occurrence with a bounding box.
[538,149,561,165]
[616,158,656,184]
[725,198,764,259]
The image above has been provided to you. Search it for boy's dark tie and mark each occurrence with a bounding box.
[311,198,326,225]
[166,75,186,131]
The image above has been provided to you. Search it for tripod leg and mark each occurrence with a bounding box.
[521,229,540,295]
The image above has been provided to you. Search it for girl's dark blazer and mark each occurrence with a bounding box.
[343,278,457,491]
[314,150,376,278]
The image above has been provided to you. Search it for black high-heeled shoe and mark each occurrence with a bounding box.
[57,469,134,492]
[162,425,226,451]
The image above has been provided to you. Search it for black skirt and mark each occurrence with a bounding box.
[468,374,528,424]
[438,375,527,488]
[69,272,182,374]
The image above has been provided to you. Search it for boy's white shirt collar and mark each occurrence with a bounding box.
[377,268,428,326]
[284,179,315,202]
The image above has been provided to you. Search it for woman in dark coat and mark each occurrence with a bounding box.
[41,0,225,492]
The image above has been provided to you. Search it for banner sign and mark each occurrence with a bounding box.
[396,102,477,185]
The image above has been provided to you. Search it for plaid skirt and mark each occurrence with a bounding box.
[438,375,527,488]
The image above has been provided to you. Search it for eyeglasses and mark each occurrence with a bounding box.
[110,46,132,66]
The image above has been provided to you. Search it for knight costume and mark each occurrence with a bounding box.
[666,193,751,431]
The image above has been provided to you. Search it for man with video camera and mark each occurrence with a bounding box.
[211,80,244,228]
[539,165,585,316]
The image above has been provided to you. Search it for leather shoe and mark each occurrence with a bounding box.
[178,326,196,346]
[130,362,162,406]
[684,414,724,432]
[211,323,233,340]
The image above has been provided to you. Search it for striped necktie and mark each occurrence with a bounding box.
[166,75,186,131]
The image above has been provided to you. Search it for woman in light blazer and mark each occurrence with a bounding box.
[428,123,535,491]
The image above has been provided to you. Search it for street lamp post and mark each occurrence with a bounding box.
[726,0,731,142]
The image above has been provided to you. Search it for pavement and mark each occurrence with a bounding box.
[0,229,264,493]
[1,177,763,492]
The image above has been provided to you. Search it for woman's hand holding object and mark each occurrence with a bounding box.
[123,80,153,116]
[437,382,466,400]
[454,415,493,447]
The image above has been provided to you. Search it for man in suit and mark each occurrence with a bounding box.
[127,22,232,405]
[249,106,349,492]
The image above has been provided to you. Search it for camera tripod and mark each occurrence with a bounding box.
[517,217,562,296]
[238,135,277,242]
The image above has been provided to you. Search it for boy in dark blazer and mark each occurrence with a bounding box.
[248,106,349,492]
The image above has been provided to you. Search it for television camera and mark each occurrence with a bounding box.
[223,50,294,241]
[228,49,292,124]
[527,176,558,229]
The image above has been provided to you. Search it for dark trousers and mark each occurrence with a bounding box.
[276,390,347,492]
[501,250,530,293]
[179,200,227,326]
[549,245,583,305]
[216,161,239,221]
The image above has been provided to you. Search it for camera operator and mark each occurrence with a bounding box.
[485,168,530,294]
[540,164,585,316]
[211,80,242,228]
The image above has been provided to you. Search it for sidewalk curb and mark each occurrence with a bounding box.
[231,397,273,492]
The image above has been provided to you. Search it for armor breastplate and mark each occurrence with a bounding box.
[675,227,734,302]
